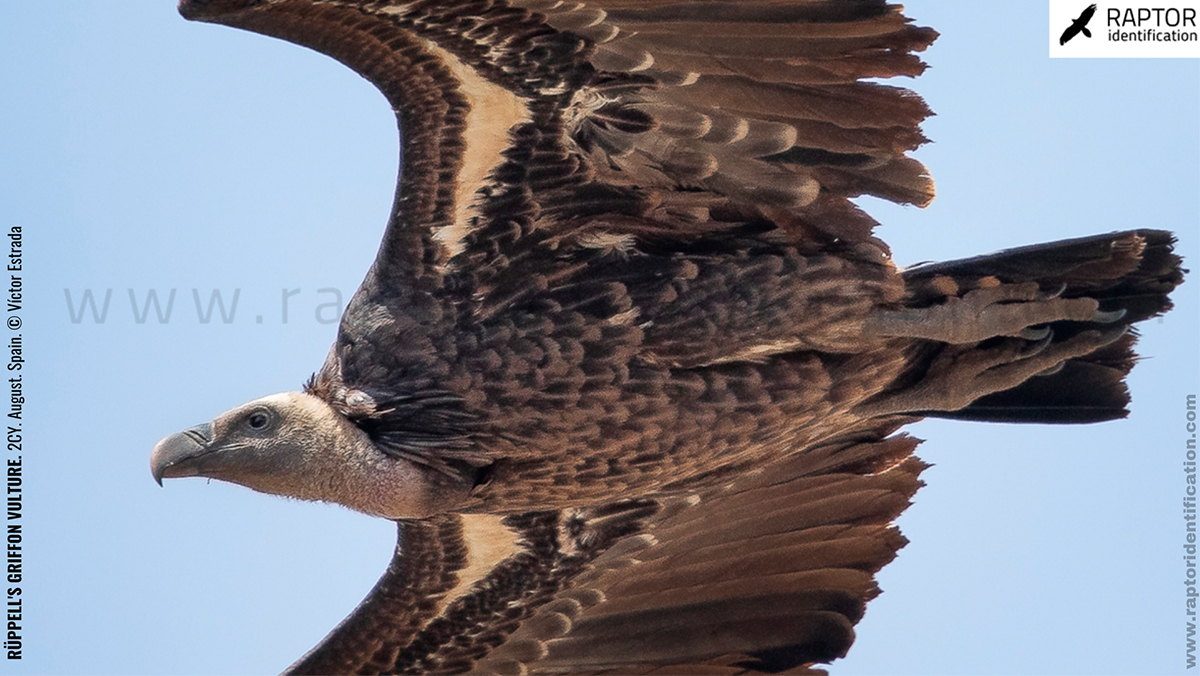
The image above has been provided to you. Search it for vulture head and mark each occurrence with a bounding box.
[150,392,470,519]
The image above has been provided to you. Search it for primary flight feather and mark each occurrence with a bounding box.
[150,0,1183,672]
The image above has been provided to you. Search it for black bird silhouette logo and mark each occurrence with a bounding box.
[1061,4,1098,45]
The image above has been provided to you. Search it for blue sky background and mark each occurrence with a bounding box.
[1,1,1197,674]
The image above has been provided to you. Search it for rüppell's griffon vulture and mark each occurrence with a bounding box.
[150,0,1184,673]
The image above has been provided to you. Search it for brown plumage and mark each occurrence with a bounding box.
[149,0,1184,673]
[288,419,924,675]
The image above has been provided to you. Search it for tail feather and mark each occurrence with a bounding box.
[904,229,1181,304]
[936,334,1137,424]
[903,230,1183,424]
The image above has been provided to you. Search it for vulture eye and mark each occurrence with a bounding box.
[246,410,272,431]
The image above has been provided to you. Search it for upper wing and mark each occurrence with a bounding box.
[286,417,924,675]
[179,0,935,291]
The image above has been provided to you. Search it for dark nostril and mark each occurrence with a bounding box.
[182,422,213,445]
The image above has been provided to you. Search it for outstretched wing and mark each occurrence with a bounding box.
[287,418,925,675]
[180,0,935,278]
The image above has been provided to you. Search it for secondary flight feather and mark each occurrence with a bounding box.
[150,0,1184,672]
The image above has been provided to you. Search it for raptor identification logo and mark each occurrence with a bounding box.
[1049,0,1200,56]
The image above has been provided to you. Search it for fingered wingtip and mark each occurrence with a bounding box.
[178,0,263,21]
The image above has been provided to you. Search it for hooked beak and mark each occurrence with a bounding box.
[150,423,214,486]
